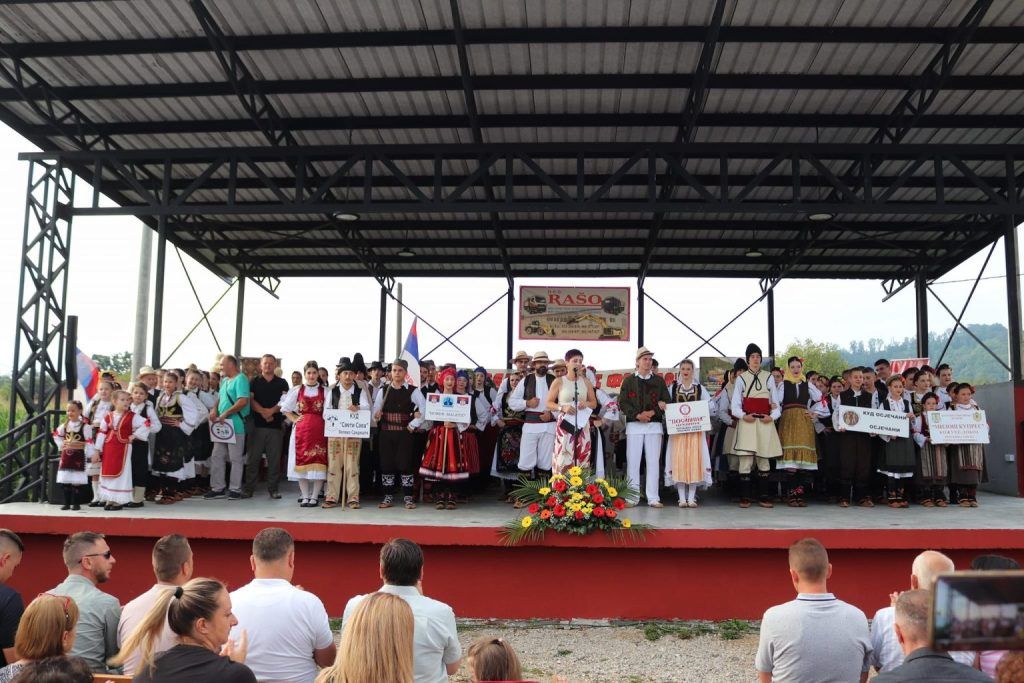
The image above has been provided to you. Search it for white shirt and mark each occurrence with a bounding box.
[325,382,371,412]
[371,383,427,429]
[870,605,974,672]
[507,373,556,432]
[229,578,334,683]
[343,585,460,683]
[730,372,781,421]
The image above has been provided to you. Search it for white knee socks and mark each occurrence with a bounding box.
[676,483,697,504]
[298,479,310,500]
[310,480,324,500]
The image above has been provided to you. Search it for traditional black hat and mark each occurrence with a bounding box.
[368,360,384,372]
[744,343,763,361]
[336,356,354,372]
[352,352,368,374]
[733,358,748,372]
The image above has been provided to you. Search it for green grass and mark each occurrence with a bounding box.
[555,648,572,656]
[641,620,751,642]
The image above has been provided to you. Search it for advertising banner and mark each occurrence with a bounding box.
[518,286,630,341]
[926,410,990,444]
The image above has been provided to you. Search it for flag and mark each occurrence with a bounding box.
[76,348,100,400]
[401,318,420,387]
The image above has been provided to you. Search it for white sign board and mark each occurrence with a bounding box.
[209,420,237,444]
[323,408,371,439]
[665,401,712,435]
[837,405,910,438]
[927,410,990,444]
[423,393,473,423]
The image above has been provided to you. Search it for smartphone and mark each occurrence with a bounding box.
[931,571,1024,651]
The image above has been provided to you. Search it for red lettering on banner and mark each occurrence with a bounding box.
[607,373,623,389]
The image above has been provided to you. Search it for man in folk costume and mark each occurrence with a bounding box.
[619,347,671,508]
[323,357,370,509]
[507,351,557,495]
[499,351,532,393]
[730,343,783,508]
[372,359,425,510]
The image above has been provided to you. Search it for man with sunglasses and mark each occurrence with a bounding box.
[0,530,24,668]
[48,531,121,673]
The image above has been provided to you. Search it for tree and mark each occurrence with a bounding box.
[780,339,847,379]
[91,351,132,375]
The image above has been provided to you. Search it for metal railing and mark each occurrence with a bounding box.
[1,410,64,504]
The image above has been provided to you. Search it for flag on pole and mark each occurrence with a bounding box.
[76,348,100,399]
[401,318,420,387]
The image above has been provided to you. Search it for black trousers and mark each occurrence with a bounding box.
[131,440,150,490]
[839,432,872,500]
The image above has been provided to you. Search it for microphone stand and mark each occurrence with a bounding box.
[572,372,579,467]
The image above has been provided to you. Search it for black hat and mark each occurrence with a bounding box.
[368,360,384,372]
[733,358,748,372]
[352,352,367,374]
[336,356,354,373]
[744,343,763,361]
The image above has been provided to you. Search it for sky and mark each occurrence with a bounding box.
[0,121,1020,376]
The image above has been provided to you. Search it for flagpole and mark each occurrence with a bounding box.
[395,282,403,359]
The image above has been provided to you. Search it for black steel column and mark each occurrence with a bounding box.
[151,216,167,366]
[766,288,776,359]
[379,286,387,362]
[637,285,645,347]
[1006,216,1022,381]
[506,283,514,369]
[234,272,245,357]
[915,274,929,359]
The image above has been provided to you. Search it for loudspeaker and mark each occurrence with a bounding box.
[65,315,78,391]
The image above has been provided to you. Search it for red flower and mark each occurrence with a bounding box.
[553,505,566,518]
[553,479,567,493]
[144,419,151,427]
[540,509,551,520]
[574,510,584,520]
[613,498,626,510]
[585,484,599,496]
[593,506,606,517]
[528,502,540,514]
[546,496,558,508]
[592,493,605,504]
[606,509,617,519]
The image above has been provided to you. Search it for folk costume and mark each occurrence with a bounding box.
[912,413,949,506]
[371,360,426,509]
[184,386,215,492]
[507,352,557,477]
[619,347,672,507]
[419,368,470,509]
[948,401,987,506]
[472,368,500,478]
[324,360,370,509]
[53,417,93,510]
[666,378,713,507]
[777,367,820,506]
[490,385,525,487]
[282,382,329,506]
[551,373,594,475]
[129,398,159,505]
[816,391,843,500]
[875,394,915,507]
[83,395,112,502]
[95,409,149,509]
[589,373,618,480]
[832,387,874,506]
[720,359,748,499]
[730,344,782,507]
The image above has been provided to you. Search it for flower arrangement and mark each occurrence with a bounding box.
[500,466,652,544]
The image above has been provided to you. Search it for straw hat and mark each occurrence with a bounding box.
[136,365,157,379]
[510,350,531,363]
[635,346,654,361]
[531,351,551,365]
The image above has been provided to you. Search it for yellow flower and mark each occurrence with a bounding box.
[607,487,618,497]
[568,465,583,477]
[595,478,607,484]
[549,474,566,483]
[569,476,584,487]
[571,492,583,502]
[538,487,551,495]
[622,519,632,529]
[521,516,533,528]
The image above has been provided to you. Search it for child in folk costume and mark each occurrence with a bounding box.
[128,383,159,507]
[833,367,875,508]
[282,361,330,508]
[666,360,713,508]
[545,350,598,476]
[912,392,949,507]
[490,372,525,501]
[721,359,748,500]
[419,367,470,510]
[184,370,215,494]
[472,367,500,475]
[323,358,370,510]
[84,380,113,506]
[730,344,782,508]
[874,375,916,508]
[776,357,820,507]
[94,390,150,511]
[372,359,426,510]
[152,372,202,506]
[711,369,733,487]
[587,367,618,479]
[815,377,844,501]
[53,400,93,511]
[947,383,986,507]
[456,371,482,502]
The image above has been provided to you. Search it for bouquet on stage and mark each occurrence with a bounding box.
[500,466,652,545]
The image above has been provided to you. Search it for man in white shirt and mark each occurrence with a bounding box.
[507,351,557,482]
[230,528,335,683]
[117,534,194,677]
[343,539,461,683]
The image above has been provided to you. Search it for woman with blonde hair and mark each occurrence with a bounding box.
[112,578,254,683]
[0,593,79,682]
[316,592,413,683]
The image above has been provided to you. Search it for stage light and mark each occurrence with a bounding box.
[397,247,417,258]
[333,211,360,221]
[745,248,763,258]
[808,212,835,222]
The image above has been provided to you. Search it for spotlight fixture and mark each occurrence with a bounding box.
[397,247,417,258]
[333,211,360,221]
[808,212,835,222]
[745,248,763,258]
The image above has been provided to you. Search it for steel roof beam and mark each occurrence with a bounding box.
[241,267,913,280]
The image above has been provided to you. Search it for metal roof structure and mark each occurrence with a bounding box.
[0,0,1022,292]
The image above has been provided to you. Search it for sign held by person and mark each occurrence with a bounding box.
[927,410,990,444]
[837,405,910,438]
[323,408,371,439]
[423,393,472,423]
[519,286,630,341]
[665,401,712,435]
[209,420,236,444]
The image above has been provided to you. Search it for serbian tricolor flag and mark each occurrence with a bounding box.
[401,318,420,387]
[76,348,100,399]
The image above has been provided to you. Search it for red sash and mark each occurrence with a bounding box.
[294,386,327,472]
[742,397,771,415]
[100,412,134,478]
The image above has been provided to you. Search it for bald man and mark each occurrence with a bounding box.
[869,550,973,672]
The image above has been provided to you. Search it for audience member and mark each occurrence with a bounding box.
[0,531,24,668]
[873,590,990,682]
[466,637,525,683]
[869,550,973,672]
[0,594,78,683]
[9,655,93,683]
[47,533,119,672]
[229,528,335,683]
[756,538,871,683]
[117,534,194,676]
[342,539,461,683]
[969,554,1021,677]
[113,577,254,683]
[996,651,1024,683]
[315,592,413,683]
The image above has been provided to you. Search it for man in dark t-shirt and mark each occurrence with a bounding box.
[243,354,290,500]
[0,529,25,666]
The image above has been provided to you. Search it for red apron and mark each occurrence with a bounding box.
[294,386,328,473]
[100,412,135,478]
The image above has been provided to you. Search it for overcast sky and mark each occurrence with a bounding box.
[0,122,1019,375]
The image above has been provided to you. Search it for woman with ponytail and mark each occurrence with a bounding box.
[112,578,254,683]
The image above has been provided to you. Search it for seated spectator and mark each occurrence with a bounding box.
[343,539,461,683]
[47,532,120,673]
[756,538,872,683]
[0,530,24,668]
[466,637,526,683]
[873,590,990,682]
[996,651,1024,683]
[117,534,194,676]
[869,550,973,672]
[9,655,93,683]
[229,527,335,682]
[969,554,1021,677]
[0,593,79,683]
[315,592,413,683]
[112,577,255,683]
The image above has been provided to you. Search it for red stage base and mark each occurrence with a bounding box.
[5,503,1024,620]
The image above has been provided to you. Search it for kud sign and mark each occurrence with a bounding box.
[665,401,712,435]
[837,405,910,438]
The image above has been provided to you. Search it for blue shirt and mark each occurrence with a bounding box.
[219,373,251,435]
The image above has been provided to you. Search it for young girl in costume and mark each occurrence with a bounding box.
[947,383,986,507]
[490,372,525,501]
[875,375,916,508]
[94,390,149,511]
[84,380,113,506]
[282,361,329,507]
[912,392,949,507]
[419,367,470,509]
[152,371,201,505]
[776,356,820,507]
[53,400,92,511]
[666,360,713,508]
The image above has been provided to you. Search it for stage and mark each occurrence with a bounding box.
[4,488,1024,620]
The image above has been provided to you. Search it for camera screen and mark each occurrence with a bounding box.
[932,572,1024,651]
